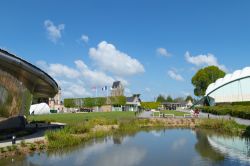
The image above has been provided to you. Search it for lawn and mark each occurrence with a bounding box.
[27,111,135,125]
[152,110,186,117]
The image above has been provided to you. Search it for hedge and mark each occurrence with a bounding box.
[200,105,250,119]
[64,96,126,108]
[141,102,160,109]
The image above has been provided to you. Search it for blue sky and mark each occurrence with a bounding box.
[1,0,250,101]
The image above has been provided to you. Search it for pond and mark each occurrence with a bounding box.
[1,128,250,166]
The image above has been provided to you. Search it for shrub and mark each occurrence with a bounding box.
[29,143,36,151]
[20,140,26,147]
[200,105,250,119]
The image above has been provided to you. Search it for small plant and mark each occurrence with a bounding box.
[0,147,6,153]
[20,140,26,147]
[6,146,12,151]
[38,144,46,150]
[29,143,36,151]
[11,145,17,151]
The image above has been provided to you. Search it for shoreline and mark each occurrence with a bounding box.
[0,117,248,159]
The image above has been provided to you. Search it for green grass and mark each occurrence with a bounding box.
[153,110,186,117]
[27,111,135,125]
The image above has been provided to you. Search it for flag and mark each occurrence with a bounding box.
[102,86,108,91]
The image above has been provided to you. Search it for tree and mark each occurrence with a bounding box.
[192,66,225,97]
[166,95,173,102]
[185,95,193,102]
[156,95,166,103]
[173,97,184,102]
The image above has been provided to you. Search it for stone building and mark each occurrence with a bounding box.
[111,81,124,96]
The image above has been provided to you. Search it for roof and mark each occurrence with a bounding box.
[126,94,141,103]
[206,67,250,96]
[112,81,121,88]
[0,49,58,98]
[126,97,134,102]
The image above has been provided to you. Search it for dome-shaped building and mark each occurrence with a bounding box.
[205,67,250,105]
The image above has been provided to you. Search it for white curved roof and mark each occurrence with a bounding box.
[206,67,250,95]
[29,103,50,115]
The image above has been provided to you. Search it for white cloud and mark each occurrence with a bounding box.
[37,61,80,79]
[156,48,171,57]
[81,34,89,44]
[37,60,127,98]
[75,60,115,87]
[89,41,145,76]
[44,20,65,43]
[168,70,184,81]
[172,138,187,151]
[185,51,227,71]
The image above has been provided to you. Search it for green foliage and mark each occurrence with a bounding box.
[109,96,126,105]
[38,144,46,150]
[232,101,250,106]
[185,95,193,102]
[141,102,160,109]
[201,105,250,119]
[29,143,36,151]
[166,95,173,102]
[20,140,26,147]
[198,119,245,135]
[173,97,185,102]
[192,66,225,97]
[64,98,76,108]
[64,96,125,108]
[156,95,166,102]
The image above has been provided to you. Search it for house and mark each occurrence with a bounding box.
[160,100,192,110]
[124,94,141,111]
[49,87,63,112]
[111,81,124,96]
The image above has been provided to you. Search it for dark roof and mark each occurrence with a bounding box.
[0,49,58,98]
[126,94,141,103]
[112,81,121,88]
[126,97,134,102]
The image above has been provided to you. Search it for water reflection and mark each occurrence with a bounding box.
[2,128,250,166]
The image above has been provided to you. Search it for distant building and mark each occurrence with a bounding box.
[49,87,63,112]
[125,94,141,111]
[160,101,192,110]
[111,81,124,96]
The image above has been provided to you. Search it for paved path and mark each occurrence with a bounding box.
[0,130,45,148]
[0,122,65,148]
[138,111,152,118]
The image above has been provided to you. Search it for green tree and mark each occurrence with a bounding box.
[192,66,225,97]
[156,95,166,102]
[185,95,193,102]
[166,95,173,102]
[173,97,184,102]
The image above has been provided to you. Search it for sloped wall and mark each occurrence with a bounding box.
[0,69,32,117]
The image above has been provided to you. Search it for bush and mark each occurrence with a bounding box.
[20,140,26,147]
[200,105,250,119]
[141,102,160,109]
[29,143,36,151]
